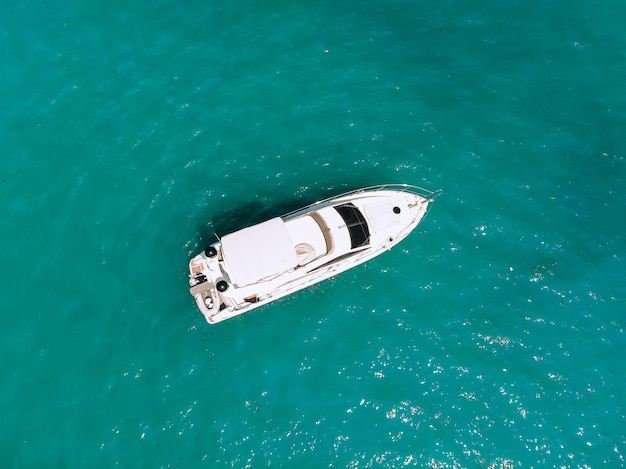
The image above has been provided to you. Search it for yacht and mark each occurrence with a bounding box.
[189,184,440,323]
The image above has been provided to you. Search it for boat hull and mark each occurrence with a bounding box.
[188,184,440,323]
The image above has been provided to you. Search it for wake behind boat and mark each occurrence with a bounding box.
[189,184,440,323]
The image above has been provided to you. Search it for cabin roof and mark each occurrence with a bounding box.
[221,217,298,287]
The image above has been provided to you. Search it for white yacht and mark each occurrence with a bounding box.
[188,184,440,323]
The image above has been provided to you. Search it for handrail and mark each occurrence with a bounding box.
[282,183,441,218]
[348,184,442,200]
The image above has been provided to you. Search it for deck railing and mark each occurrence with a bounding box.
[282,183,442,218]
[348,183,442,200]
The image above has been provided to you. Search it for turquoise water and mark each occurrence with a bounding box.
[2,0,625,466]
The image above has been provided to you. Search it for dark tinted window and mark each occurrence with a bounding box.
[334,203,370,248]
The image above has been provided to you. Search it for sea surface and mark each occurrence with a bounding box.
[1,0,625,467]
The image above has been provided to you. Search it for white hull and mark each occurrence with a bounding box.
[189,184,440,323]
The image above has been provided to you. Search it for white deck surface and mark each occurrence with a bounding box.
[221,217,298,287]
[284,215,327,264]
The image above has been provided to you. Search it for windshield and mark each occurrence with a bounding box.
[334,203,370,249]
